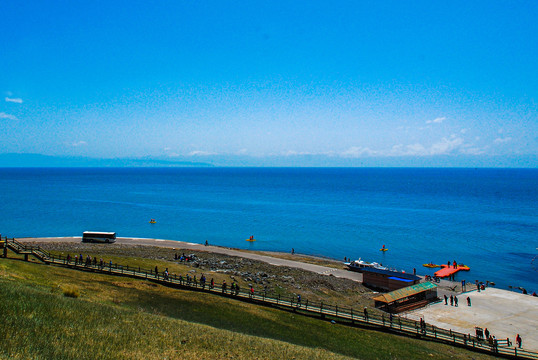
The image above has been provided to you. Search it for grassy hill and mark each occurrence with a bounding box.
[0,249,495,359]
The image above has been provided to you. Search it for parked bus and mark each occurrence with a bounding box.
[82,231,116,243]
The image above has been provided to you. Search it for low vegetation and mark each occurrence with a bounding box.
[0,245,496,359]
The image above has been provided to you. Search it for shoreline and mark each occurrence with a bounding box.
[15,236,538,351]
[20,236,467,295]
[19,236,364,283]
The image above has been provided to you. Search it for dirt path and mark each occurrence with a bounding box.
[20,236,364,283]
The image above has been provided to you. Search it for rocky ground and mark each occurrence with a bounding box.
[31,241,377,309]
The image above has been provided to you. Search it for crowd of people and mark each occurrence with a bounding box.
[65,253,110,270]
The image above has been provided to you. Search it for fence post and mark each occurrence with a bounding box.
[351,308,354,323]
[306,299,309,310]
[335,305,338,317]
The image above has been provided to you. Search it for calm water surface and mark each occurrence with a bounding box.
[1,167,536,292]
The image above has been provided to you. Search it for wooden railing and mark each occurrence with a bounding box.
[3,237,50,263]
[2,241,537,359]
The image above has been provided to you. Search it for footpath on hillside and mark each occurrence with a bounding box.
[21,236,538,352]
[24,236,364,282]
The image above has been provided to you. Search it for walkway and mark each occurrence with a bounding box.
[5,237,538,359]
[22,237,364,282]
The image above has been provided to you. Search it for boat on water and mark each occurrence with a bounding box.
[345,258,388,272]
[149,219,156,224]
[423,263,440,268]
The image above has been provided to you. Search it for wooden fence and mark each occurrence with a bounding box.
[2,237,537,359]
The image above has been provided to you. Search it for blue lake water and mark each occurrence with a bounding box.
[0,167,536,292]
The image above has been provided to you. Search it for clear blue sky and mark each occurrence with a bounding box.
[1,1,537,166]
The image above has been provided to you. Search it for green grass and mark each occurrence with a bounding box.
[36,242,375,309]
[0,256,496,360]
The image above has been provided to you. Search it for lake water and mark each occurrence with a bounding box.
[1,167,536,292]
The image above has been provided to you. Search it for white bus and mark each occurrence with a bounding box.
[82,231,117,243]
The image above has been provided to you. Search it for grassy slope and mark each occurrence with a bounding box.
[0,256,494,360]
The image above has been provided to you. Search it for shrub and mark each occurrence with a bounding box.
[62,286,80,298]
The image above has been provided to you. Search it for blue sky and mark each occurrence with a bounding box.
[1,1,537,166]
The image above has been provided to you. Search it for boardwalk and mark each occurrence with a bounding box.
[23,236,365,282]
[3,237,537,359]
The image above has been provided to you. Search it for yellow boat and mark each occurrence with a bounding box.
[246,235,256,242]
[149,219,156,224]
[423,263,440,268]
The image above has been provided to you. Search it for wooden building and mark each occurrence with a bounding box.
[361,267,421,291]
[373,281,438,313]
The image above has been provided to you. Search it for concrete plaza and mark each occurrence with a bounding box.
[405,287,538,351]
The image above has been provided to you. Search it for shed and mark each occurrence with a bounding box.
[372,282,438,313]
[361,267,421,291]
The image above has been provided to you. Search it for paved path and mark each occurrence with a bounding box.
[405,287,538,351]
[21,237,364,283]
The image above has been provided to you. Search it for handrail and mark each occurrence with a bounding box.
[2,244,537,360]
[4,237,51,262]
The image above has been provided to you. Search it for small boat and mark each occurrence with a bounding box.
[423,263,440,268]
[380,244,388,251]
[149,219,156,224]
[246,235,256,242]
[345,258,388,272]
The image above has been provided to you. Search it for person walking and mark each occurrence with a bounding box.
[454,296,458,307]
[164,268,169,281]
[444,294,448,305]
[516,334,522,348]
[467,296,471,306]
[450,295,454,306]
[363,307,368,321]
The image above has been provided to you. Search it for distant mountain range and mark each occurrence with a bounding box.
[0,152,536,168]
[0,153,213,167]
